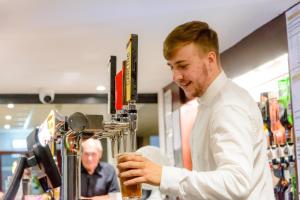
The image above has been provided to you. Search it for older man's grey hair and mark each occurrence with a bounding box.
[82,138,103,153]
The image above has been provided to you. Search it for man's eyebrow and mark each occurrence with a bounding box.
[167,60,187,66]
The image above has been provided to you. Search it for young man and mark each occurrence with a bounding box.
[81,138,119,199]
[118,21,275,199]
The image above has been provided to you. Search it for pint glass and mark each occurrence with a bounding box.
[117,152,142,200]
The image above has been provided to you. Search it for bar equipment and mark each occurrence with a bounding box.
[35,34,139,200]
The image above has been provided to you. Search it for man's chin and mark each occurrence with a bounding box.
[183,91,195,100]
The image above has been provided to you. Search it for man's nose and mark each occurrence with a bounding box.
[173,70,183,82]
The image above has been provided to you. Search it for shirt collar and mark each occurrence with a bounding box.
[95,162,103,176]
[81,162,103,177]
[197,70,228,105]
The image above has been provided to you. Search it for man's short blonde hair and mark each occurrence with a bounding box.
[163,21,219,62]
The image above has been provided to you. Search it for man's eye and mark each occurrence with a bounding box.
[178,65,188,69]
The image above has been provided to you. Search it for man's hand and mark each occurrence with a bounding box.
[117,154,162,186]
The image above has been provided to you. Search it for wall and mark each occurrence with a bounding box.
[221,14,288,78]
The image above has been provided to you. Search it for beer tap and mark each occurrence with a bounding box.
[34,34,139,200]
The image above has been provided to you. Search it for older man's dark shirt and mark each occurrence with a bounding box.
[81,162,120,197]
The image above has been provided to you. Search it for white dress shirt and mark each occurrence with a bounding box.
[160,71,275,200]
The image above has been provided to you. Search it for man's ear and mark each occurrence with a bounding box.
[207,51,217,65]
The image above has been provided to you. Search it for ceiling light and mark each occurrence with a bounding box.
[96,85,106,91]
[4,124,11,129]
[5,115,12,120]
[7,103,14,109]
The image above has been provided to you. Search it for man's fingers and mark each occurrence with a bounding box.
[119,169,144,178]
[117,160,144,170]
[117,154,143,163]
[123,176,147,186]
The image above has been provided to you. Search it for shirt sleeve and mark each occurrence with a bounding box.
[160,105,254,200]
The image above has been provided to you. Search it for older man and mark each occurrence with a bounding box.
[81,138,119,199]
